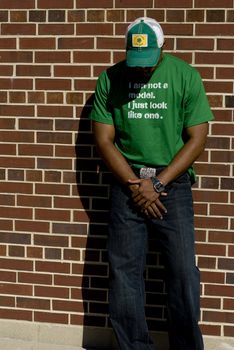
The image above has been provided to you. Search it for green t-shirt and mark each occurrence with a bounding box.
[90,54,214,180]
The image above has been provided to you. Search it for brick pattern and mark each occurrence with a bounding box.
[0,0,233,338]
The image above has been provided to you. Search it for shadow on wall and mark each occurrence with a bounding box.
[75,95,169,349]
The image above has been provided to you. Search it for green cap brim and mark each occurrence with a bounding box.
[126,47,161,67]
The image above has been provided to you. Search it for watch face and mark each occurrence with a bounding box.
[155,182,165,193]
[151,177,165,193]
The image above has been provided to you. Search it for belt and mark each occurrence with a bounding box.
[131,166,166,179]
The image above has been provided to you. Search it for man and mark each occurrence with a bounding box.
[90,17,214,350]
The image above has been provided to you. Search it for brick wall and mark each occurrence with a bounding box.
[0,0,233,340]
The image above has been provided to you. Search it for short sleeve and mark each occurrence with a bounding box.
[183,69,214,128]
[89,71,114,125]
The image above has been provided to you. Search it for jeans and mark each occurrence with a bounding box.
[108,172,204,350]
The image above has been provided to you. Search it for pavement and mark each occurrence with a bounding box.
[0,338,89,350]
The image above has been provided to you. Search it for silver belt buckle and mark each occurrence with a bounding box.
[139,167,156,179]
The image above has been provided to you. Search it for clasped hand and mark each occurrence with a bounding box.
[128,178,167,219]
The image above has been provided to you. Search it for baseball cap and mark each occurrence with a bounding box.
[126,17,164,67]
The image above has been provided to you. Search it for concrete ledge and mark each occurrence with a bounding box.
[0,319,233,349]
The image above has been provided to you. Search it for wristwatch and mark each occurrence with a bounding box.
[151,177,165,193]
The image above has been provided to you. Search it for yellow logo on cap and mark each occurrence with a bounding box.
[132,34,148,47]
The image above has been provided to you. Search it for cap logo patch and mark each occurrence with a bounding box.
[132,34,148,47]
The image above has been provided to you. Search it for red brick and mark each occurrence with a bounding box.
[15,220,49,233]
[0,144,16,155]
[47,92,63,104]
[36,78,71,91]
[218,258,234,271]
[87,9,105,22]
[34,311,68,324]
[0,105,33,116]
[210,204,233,217]
[212,124,234,137]
[186,10,204,22]
[28,92,45,103]
[107,9,125,22]
[74,51,111,64]
[216,68,234,80]
[0,79,33,90]
[201,297,221,309]
[157,0,192,6]
[115,0,152,7]
[200,271,225,284]
[76,23,113,35]
[205,81,233,94]
[58,37,94,49]
[203,310,234,323]
[0,91,8,101]
[27,247,42,260]
[167,10,184,22]
[224,326,234,337]
[195,216,228,230]
[34,234,68,247]
[207,95,223,108]
[217,39,234,51]
[54,65,91,77]
[163,23,193,36]
[196,243,226,256]
[0,38,16,49]
[195,0,233,7]
[39,24,74,35]
[196,24,234,36]
[0,282,32,295]
[0,0,34,8]
[52,222,87,235]
[1,24,36,35]
[67,10,85,22]
[205,284,234,297]
[194,163,230,176]
[0,271,16,282]
[20,38,55,50]
[34,285,69,298]
[0,220,13,231]
[35,52,70,63]
[18,144,53,157]
[0,296,15,307]
[177,38,214,51]
[209,231,234,244]
[200,324,221,336]
[38,106,73,117]
[0,308,32,321]
[35,208,70,221]
[0,51,32,63]
[54,274,82,287]
[76,0,114,7]
[38,0,73,8]
[9,92,26,103]
[18,272,52,285]
[17,297,50,310]
[53,300,84,312]
[36,261,70,274]
[10,11,27,22]
[228,246,234,257]
[195,52,233,65]
[97,37,124,50]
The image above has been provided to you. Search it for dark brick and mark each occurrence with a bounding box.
[48,10,65,22]
[207,10,225,22]
[29,10,46,22]
[225,95,234,108]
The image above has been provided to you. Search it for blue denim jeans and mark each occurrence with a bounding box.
[108,172,203,350]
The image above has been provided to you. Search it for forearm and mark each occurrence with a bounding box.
[96,140,138,185]
[158,123,208,186]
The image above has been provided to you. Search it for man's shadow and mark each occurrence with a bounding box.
[76,94,169,350]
